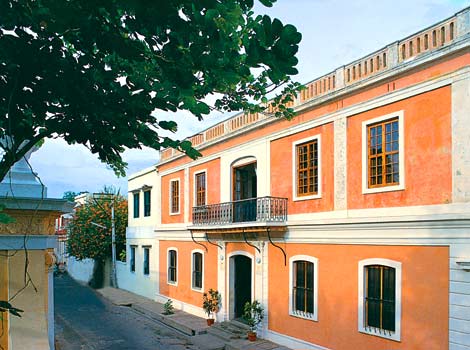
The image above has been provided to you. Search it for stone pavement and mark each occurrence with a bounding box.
[96,287,292,350]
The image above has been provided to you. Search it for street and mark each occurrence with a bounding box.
[54,273,199,350]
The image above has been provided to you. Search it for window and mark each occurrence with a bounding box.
[358,259,402,341]
[293,135,321,200]
[195,172,206,206]
[143,247,150,275]
[289,255,318,321]
[170,180,180,214]
[362,111,404,194]
[130,246,136,272]
[133,193,140,218]
[144,190,151,217]
[191,251,203,290]
[168,249,177,284]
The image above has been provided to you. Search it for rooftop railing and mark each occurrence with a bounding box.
[192,196,288,226]
[161,8,469,162]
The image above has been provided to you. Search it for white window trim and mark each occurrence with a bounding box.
[288,255,319,321]
[169,178,180,215]
[193,170,207,207]
[143,246,151,277]
[362,111,405,194]
[190,249,205,292]
[358,258,402,342]
[167,247,178,286]
[292,134,322,201]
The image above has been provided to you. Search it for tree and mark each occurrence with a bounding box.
[67,195,127,262]
[0,0,302,182]
[62,191,78,202]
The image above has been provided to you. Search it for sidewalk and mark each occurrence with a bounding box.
[96,287,292,350]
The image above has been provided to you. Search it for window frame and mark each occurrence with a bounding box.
[167,248,178,286]
[169,179,180,215]
[143,190,151,217]
[191,249,204,292]
[194,170,207,207]
[288,255,319,321]
[143,246,150,276]
[133,192,140,218]
[130,245,136,273]
[362,111,405,194]
[358,258,402,341]
[292,134,322,201]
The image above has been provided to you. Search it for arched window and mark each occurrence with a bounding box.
[167,248,178,284]
[401,44,406,60]
[424,34,429,50]
[417,37,421,53]
[450,22,455,40]
[191,250,204,291]
[382,53,387,67]
[441,26,446,45]
[289,255,318,321]
[432,30,437,47]
[409,41,413,57]
[358,258,402,341]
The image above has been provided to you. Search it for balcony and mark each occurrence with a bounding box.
[192,196,288,226]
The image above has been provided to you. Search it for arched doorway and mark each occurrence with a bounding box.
[228,254,253,319]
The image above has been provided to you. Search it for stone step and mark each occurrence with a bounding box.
[188,333,226,350]
[207,325,242,341]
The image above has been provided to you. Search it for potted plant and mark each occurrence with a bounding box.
[202,288,221,326]
[242,300,264,341]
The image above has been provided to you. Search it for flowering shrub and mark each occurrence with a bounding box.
[67,197,127,261]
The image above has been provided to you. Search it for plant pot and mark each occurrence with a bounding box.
[247,331,257,341]
[207,318,215,326]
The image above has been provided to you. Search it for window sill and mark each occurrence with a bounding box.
[289,311,318,322]
[359,328,400,342]
[362,184,405,195]
[167,281,178,287]
[169,212,180,216]
[191,287,203,293]
[293,194,322,202]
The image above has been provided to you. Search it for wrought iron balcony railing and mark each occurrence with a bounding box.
[192,196,288,226]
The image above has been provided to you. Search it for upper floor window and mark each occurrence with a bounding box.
[130,246,136,272]
[144,190,151,217]
[358,258,402,341]
[143,246,150,275]
[170,179,180,214]
[133,193,140,218]
[191,250,203,291]
[362,111,404,194]
[168,249,177,284]
[293,135,322,201]
[289,255,318,321]
[195,172,206,207]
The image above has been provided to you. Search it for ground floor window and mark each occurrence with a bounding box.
[130,246,136,272]
[143,247,150,275]
[168,249,177,284]
[358,258,401,341]
[192,250,203,290]
[289,255,318,321]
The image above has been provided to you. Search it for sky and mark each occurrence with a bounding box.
[28,0,470,198]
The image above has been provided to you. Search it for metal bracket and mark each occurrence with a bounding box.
[205,232,223,250]
[242,229,261,253]
[190,230,208,252]
[267,227,286,266]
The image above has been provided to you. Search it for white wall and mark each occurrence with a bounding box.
[116,234,158,300]
[66,256,95,283]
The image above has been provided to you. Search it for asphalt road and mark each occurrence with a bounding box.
[54,273,199,350]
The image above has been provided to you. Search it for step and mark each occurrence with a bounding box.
[207,324,242,341]
[189,333,226,350]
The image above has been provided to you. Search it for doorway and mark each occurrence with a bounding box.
[229,254,252,319]
[232,162,257,222]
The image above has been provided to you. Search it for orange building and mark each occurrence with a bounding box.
[124,8,470,350]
